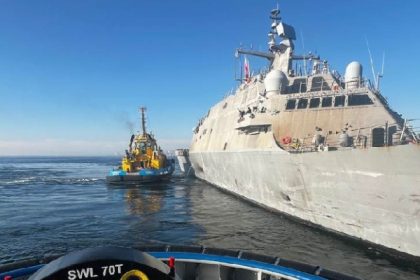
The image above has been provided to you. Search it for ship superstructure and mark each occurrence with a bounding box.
[188,8,420,259]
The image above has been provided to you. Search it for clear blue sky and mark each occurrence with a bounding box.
[1,0,419,155]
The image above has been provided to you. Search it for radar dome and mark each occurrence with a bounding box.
[264,69,288,95]
[345,61,363,89]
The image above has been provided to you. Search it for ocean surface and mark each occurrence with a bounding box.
[0,156,418,279]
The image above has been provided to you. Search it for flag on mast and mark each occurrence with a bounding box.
[244,56,250,82]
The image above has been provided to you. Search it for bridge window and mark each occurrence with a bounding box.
[322,97,332,107]
[311,76,331,91]
[286,99,296,110]
[288,78,307,93]
[309,98,320,108]
[334,96,345,107]
[348,94,373,106]
[297,99,308,109]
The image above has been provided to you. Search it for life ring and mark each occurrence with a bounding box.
[282,136,292,145]
[121,270,149,280]
[333,84,340,92]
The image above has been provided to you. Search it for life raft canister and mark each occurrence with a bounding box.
[282,136,292,144]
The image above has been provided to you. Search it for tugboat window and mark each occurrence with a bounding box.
[297,98,308,109]
[348,94,373,106]
[286,99,296,110]
[334,96,345,107]
[309,98,320,108]
[322,97,332,107]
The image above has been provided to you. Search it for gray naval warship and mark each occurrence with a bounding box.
[180,8,420,259]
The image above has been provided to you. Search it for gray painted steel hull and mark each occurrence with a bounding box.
[189,144,420,257]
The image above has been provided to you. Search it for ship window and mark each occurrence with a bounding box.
[309,98,320,108]
[372,127,385,147]
[311,76,331,91]
[322,97,332,107]
[387,126,397,145]
[334,96,345,107]
[348,94,373,106]
[288,78,307,93]
[297,99,308,109]
[286,99,296,110]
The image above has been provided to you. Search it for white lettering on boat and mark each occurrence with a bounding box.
[67,264,123,280]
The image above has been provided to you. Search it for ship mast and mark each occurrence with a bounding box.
[140,106,147,136]
[234,6,302,75]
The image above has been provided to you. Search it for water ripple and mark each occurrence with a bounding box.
[0,157,419,279]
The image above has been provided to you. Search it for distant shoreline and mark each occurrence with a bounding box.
[0,155,121,158]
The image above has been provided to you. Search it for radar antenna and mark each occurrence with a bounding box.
[270,8,281,21]
[268,6,281,51]
[271,1,281,18]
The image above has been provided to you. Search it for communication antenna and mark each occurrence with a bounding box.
[365,38,378,89]
[377,51,385,90]
[240,54,243,82]
[381,51,385,75]
[234,44,241,82]
[300,31,308,77]
[234,51,238,81]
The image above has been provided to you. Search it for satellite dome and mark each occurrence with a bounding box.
[344,61,363,89]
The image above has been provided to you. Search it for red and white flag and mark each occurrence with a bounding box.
[244,56,250,82]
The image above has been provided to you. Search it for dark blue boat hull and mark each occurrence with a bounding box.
[106,164,174,184]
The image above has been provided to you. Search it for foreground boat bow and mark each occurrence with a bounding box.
[0,246,361,280]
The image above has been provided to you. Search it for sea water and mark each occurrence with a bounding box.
[0,156,418,279]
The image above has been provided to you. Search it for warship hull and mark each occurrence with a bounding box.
[189,144,420,258]
[186,6,420,260]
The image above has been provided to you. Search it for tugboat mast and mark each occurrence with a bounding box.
[140,106,147,136]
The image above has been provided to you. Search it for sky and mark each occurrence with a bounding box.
[0,0,419,156]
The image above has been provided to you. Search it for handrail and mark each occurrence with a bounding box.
[0,245,361,280]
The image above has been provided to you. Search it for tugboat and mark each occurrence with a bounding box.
[106,107,174,184]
